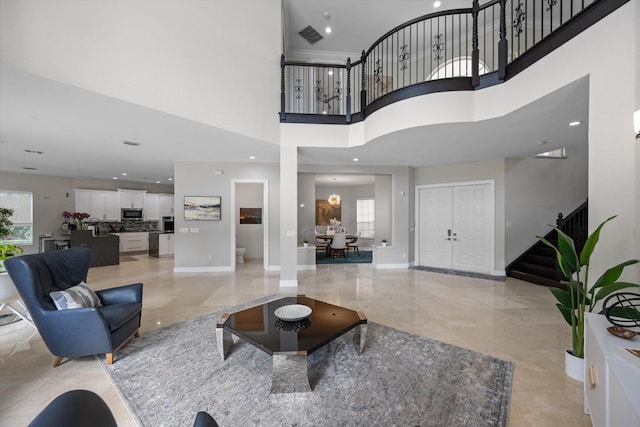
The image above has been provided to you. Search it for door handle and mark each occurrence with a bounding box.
[445,229,451,240]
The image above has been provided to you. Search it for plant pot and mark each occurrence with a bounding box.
[382,242,387,247]
[565,349,584,382]
[303,243,309,248]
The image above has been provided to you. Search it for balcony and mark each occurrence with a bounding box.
[280,0,626,125]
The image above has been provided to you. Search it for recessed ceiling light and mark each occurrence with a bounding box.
[121,172,127,176]
[569,121,582,126]
[328,70,333,75]
[325,26,332,34]
[536,140,547,145]
[434,1,442,8]
[249,156,256,160]
[353,158,359,162]
[113,177,118,180]
[168,178,173,181]
[323,12,330,20]
[323,110,327,114]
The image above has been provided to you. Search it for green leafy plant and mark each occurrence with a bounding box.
[0,208,24,272]
[538,215,639,358]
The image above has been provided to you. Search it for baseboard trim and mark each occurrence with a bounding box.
[374,263,410,269]
[173,266,233,273]
[297,265,316,271]
[410,265,506,281]
[279,279,298,287]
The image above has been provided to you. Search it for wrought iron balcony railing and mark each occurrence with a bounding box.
[280,0,624,124]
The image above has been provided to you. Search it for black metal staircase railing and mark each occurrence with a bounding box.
[280,0,627,124]
[506,200,588,288]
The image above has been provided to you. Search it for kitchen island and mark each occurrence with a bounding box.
[149,232,174,257]
[70,230,120,267]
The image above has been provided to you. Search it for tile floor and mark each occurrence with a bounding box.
[0,254,591,426]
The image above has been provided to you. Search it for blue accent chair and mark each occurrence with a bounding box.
[4,247,142,367]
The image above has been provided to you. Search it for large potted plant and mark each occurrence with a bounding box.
[0,208,24,273]
[539,215,638,380]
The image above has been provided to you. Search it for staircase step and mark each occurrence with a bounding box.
[522,254,556,268]
[530,246,555,257]
[509,270,563,288]
[512,262,557,279]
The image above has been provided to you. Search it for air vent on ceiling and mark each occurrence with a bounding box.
[123,140,141,147]
[299,26,323,44]
[22,167,37,170]
[25,149,44,154]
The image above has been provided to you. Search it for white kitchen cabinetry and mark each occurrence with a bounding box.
[584,313,640,427]
[116,232,149,253]
[75,191,92,215]
[119,189,146,209]
[158,233,174,256]
[159,194,174,216]
[75,190,120,220]
[145,194,160,220]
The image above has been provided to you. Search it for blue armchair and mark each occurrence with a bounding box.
[4,247,142,367]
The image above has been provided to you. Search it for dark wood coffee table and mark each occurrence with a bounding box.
[216,296,367,393]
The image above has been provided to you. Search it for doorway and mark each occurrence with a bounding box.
[231,179,269,271]
[415,180,494,274]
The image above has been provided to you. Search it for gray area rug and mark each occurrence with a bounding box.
[99,296,513,426]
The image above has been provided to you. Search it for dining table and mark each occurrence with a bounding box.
[315,234,357,256]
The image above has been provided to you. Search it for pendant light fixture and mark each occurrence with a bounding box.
[328,177,341,206]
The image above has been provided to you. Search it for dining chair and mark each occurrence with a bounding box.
[326,226,335,235]
[329,232,347,259]
[347,231,361,255]
[315,236,329,254]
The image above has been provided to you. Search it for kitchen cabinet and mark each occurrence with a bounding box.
[159,194,174,216]
[119,189,146,209]
[74,190,120,221]
[149,232,174,257]
[113,232,148,253]
[145,194,160,220]
[584,313,640,426]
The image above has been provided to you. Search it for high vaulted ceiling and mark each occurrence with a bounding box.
[0,0,588,186]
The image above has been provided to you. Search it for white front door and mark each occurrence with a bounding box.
[417,181,493,274]
[418,187,453,269]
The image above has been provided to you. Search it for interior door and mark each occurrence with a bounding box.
[418,182,493,274]
[451,184,491,273]
[418,187,453,268]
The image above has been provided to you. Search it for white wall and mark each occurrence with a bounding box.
[297,174,316,244]
[173,162,279,271]
[0,0,282,144]
[505,154,588,264]
[236,183,263,259]
[375,176,392,245]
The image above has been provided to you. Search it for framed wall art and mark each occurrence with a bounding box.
[239,207,262,224]
[315,199,341,225]
[184,196,221,221]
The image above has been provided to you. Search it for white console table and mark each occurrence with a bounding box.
[584,312,640,426]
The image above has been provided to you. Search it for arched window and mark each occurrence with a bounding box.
[426,57,490,81]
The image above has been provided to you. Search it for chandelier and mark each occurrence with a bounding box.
[328,193,341,206]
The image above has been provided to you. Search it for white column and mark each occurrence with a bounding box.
[279,144,298,287]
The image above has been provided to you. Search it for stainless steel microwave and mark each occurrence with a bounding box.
[121,208,143,220]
